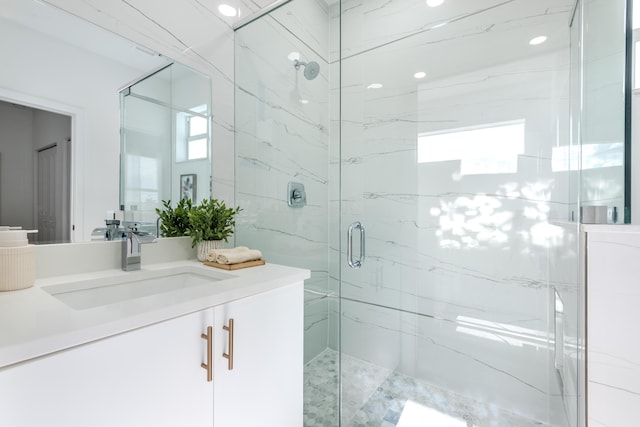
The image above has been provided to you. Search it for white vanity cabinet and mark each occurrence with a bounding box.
[213,282,303,426]
[0,309,215,426]
[0,281,303,427]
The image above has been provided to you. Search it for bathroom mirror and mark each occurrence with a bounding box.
[0,0,205,242]
[119,62,212,234]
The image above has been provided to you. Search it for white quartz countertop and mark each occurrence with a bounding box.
[0,260,310,369]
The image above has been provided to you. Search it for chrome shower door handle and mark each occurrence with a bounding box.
[347,221,365,269]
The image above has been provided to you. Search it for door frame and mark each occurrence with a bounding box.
[0,87,85,242]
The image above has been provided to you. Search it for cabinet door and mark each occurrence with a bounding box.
[213,282,303,427]
[0,309,214,427]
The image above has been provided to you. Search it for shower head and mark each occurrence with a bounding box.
[294,59,320,80]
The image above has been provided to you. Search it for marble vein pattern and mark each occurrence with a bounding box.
[233,0,332,364]
[586,230,640,427]
[334,0,575,423]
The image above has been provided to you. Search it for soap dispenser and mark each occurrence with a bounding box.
[0,227,38,291]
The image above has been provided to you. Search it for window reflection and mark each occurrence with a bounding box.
[126,154,159,203]
[552,142,624,171]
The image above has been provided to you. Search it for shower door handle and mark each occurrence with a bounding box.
[347,221,365,269]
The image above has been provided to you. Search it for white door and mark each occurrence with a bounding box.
[0,310,215,427]
[37,145,56,243]
[213,282,304,427]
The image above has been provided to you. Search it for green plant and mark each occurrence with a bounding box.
[186,198,242,247]
[155,198,193,237]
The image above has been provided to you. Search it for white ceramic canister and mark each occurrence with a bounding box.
[0,228,38,291]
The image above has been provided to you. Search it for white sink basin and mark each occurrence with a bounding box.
[42,267,233,310]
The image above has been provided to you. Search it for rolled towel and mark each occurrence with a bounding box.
[206,246,248,262]
[216,248,262,265]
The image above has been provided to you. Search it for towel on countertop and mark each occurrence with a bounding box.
[206,246,262,265]
[205,246,247,262]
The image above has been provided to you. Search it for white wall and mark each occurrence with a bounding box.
[0,17,161,240]
[43,0,239,222]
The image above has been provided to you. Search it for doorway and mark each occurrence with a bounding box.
[0,100,71,243]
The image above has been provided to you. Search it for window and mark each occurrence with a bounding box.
[125,154,159,204]
[417,120,525,175]
[186,115,208,160]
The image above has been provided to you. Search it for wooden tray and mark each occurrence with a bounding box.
[203,259,266,270]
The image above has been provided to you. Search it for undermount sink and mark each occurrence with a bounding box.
[42,267,233,310]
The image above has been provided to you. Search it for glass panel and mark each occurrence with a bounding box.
[339,1,575,426]
[579,0,628,223]
[120,93,172,228]
[233,1,336,425]
[120,62,212,233]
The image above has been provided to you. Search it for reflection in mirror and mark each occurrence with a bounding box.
[0,0,169,242]
[0,101,71,244]
[119,63,212,237]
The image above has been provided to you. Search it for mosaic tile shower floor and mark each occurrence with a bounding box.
[304,348,549,427]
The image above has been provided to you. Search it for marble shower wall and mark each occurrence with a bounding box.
[337,0,575,423]
[234,0,331,363]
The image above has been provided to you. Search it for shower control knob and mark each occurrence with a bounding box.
[287,182,306,208]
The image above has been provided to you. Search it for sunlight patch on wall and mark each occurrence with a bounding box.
[418,120,525,175]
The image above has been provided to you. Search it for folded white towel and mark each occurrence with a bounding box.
[206,246,248,262]
[216,249,262,265]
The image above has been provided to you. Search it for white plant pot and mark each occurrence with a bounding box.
[196,240,222,262]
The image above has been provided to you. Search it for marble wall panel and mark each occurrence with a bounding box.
[234,0,331,362]
[586,228,640,426]
[336,1,573,422]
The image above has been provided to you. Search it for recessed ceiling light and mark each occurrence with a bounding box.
[529,36,547,45]
[414,71,427,79]
[426,0,445,7]
[367,83,383,89]
[288,51,301,61]
[218,4,237,17]
[299,99,309,104]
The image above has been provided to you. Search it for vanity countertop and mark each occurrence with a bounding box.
[0,260,310,369]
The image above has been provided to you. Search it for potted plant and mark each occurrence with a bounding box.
[187,198,242,261]
[155,198,193,237]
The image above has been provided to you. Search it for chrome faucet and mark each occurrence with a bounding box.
[122,226,157,271]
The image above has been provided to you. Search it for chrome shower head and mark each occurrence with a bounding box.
[294,59,320,80]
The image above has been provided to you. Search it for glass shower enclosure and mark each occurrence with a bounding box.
[120,62,212,233]
[234,0,628,425]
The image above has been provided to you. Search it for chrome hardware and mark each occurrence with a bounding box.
[347,221,365,269]
[223,318,234,370]
[287,182,306,208]
[554,290,565,372]
[201,326,213,382]
[121,225,157,271]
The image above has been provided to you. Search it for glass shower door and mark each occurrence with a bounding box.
[338,0,576,425]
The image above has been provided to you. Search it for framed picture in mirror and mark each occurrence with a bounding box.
[180,174,197,202]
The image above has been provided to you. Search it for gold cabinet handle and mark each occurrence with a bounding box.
[223,318,234,370]
[200,326,213,382]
